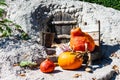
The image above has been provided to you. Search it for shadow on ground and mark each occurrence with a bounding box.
[101,41,120,57]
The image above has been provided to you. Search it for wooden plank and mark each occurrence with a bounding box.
[41,32,55,47]
[49,11,100,48]
[60,12,74,38]
[57,34,70,39]
[87,31,99,46]
[57,31,100,46]
[52,11,62,35]
[51,12,77,43]
[52,20,77,25]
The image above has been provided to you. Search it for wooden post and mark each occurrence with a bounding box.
[41,32,55,48]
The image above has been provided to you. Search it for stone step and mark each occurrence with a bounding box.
[46,47,102,63]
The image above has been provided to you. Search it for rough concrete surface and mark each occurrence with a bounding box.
[0,0,119,80]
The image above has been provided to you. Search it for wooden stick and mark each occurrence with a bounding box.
[57,34,70,39]
[85,43,92,69]
[52,20,77,25]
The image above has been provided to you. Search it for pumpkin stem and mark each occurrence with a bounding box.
[72,26,80,29]
[76,52,84,59]
[46,56,50,61]
[85,43,88,52]
[84,43,92,69]
[71,44,74,53]
[72,26,76,29]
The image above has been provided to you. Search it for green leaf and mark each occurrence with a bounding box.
[6,26,12,33]
[0,1,30,39]
[0,23,7,27]
[0,8,4,13]
[0,1,7,6]
[0,19,13,24]
[2,30,9,37]
[28,62,37,67]
[0,26,3,32]
[14,24,22,29]
[21,32,30,40]
[0,8,5,17]
[79,0,120,10]
[3,19,13,23]
[19,61,30,67]
[19,61,37,67]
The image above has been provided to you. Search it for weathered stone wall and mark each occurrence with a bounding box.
[6,0,120,57]
[0,0,119,80]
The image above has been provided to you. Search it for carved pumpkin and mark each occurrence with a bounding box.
[70,27,95,52]
[58,52,83,70]
[40,58,55,73]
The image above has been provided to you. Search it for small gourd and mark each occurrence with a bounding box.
[40,58,55,73]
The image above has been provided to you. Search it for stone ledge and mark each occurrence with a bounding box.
[3,62,115,80]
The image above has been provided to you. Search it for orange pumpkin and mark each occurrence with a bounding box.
[58,52,83,70]
[70,27,95,52]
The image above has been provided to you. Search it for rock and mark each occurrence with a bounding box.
[65,8,69,13]
[75,12,80,18]
[0,56,119,80]
[61,5,67,9]
[5,0,120,58]
[53,4,59,9]
[1,0,120,80]
[67,3,75,8]
[0,37,48,79]
[0,37,47,63]
[69,8,76,13]
[54,9,61,13]
[61,9,65,13]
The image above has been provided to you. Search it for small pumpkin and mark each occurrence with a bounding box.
[70,27,95,52]
[58,52,83,70]
[40,58,55,73]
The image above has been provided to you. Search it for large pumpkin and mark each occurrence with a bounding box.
[70,27,95,52]
[58,52,83,70]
